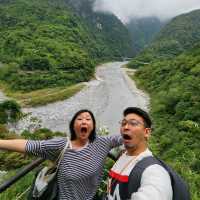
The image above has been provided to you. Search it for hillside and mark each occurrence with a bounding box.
[65,0,133,58]
[127,10,200,199]
[126,17,165,55]
[128,9,200,67]
[0,0,132,91]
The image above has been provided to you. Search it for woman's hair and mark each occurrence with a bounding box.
[69,109,96,142]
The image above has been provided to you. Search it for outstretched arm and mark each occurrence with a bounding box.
[0,139,27,153]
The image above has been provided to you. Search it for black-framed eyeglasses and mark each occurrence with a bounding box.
[119,119,144,127]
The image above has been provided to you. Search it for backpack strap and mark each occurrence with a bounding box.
[126,156,190,200]
[127,156,160,197]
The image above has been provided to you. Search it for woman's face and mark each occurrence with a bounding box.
[73,112,94,142]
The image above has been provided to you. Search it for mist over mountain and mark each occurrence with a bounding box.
[126,17,166,55]
[93,0,200,23]
[128,9,200,63]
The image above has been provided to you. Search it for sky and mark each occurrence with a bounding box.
[93,0,200,23]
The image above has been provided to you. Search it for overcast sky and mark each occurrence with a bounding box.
[93,0,200,23]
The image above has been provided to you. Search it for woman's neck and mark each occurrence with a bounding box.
[71,139,89,149]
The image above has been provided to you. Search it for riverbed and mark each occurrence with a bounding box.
[5,62,149,135]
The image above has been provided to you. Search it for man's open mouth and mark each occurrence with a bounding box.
[123,134,132,140]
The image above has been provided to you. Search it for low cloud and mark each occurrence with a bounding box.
[93,0,200,23]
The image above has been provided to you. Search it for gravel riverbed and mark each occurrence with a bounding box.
[3,62,149,135]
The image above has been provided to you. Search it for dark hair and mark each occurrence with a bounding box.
[123,107,152,128]
[69,109,96,142]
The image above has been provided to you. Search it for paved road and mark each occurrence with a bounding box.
[8,62,149,135]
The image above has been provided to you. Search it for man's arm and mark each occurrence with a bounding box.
[131,164,173,200]
[0,139,27,153]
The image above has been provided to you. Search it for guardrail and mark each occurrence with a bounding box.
[0,152,117,194]
[0,158,44,193]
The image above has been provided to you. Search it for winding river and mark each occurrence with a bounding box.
[5,62,149,135]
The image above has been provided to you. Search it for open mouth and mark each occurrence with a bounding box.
[81,127,88,133]
[123,134,132,140]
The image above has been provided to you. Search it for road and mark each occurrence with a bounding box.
[7,62,149,135]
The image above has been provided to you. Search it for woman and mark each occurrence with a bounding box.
[0,109,122,200]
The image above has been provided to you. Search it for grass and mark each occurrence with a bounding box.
[0,170,35,200]
[0,82,85,107]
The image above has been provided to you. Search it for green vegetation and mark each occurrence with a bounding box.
[0,99,64,200]
[128,9,200,68]
[0,125,65,200]
[127,9,200,200]
[126,17,165,55]
[0,100,22,124]
[128,37,200,200]
[0,82,84,107]
[0,0,94,91]
[0,170,35,200]
[134,49,200,199]
[0,0,132,93]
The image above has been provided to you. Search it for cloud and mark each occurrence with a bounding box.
[93,0,200,23]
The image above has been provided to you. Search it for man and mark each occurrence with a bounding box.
[107,107,172,200]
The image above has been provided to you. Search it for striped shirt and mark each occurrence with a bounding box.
[25,135,122,200]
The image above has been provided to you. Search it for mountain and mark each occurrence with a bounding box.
[126,17,165,55]
[0,0,132,91]
[128,9,200,67]
[64,0,133,58]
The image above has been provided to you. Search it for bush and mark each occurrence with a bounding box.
[0,100,22,124]
[20,55,52,71]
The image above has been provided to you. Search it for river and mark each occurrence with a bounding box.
[5,62,149,135]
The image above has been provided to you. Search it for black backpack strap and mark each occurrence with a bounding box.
[127,156,160,198]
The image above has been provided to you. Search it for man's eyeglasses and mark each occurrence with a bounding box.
[119,119,144,127]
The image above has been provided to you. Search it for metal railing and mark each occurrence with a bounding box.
[0,152,117,194]
[0,158,44,193]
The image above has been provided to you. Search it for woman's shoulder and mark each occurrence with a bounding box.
[94,134,122,144]
[39,136,69,150]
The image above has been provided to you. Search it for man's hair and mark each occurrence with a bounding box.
[69,109,96,142]
[123,107,152,128]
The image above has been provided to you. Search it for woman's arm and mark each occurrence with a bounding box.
[0,139,27,153]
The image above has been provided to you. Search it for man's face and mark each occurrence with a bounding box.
[120,113,151,152]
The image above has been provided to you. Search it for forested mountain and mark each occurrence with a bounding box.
[129,9,200,65]
[128,9,200,199]
[126,17,165,55]
[65,0,133,58]
[0,0,132,91]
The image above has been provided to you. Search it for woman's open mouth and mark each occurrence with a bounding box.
[81,127,88,134]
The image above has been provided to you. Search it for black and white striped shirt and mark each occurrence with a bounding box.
[26,135,122,200]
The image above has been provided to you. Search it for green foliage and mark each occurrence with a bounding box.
[128,10,200,198]
[21,128,65,140]
[0,100,22,124]
[0,170,35,200]
[0,0,132,92]
[128,9,200,68]
[0,127,65,170]
[126,17,164,55]
[20,55,52,71]
[132,44,200,199]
